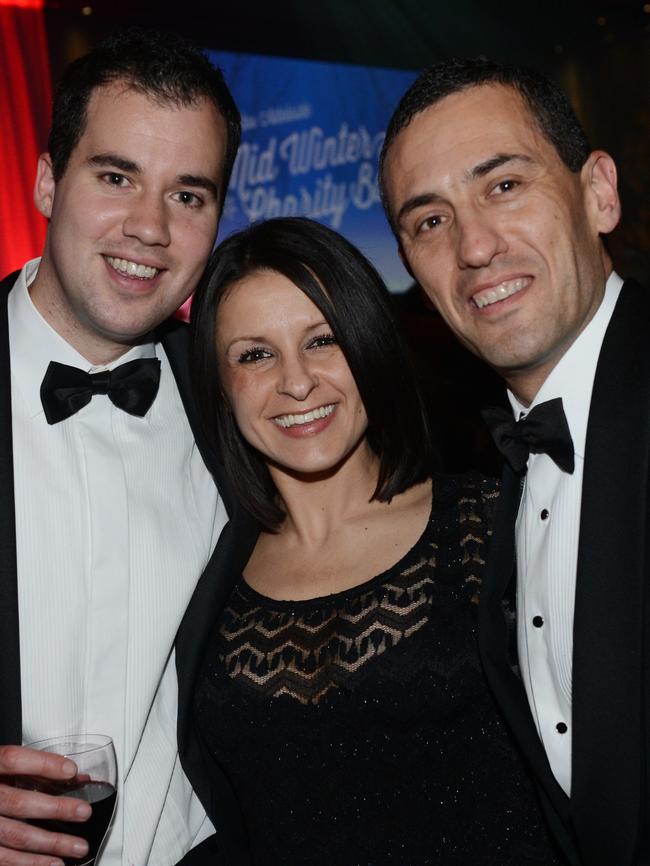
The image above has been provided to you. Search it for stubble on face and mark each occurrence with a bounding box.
[383,84,618,404]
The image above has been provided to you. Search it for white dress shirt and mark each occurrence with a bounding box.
[9,259,228,865]
[510,271,623,797]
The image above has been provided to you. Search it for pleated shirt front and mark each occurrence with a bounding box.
[9,259,227,865]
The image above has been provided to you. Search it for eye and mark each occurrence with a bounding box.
[173,190,204,208]
[492,179,520,195]
[307,333,337,350]
[416,214,445,234]
[237,346,272,364]
[101,172,129,187]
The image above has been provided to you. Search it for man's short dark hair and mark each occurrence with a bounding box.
[191,216,433,530]
[379,57,591,226]
[48,28,241,202]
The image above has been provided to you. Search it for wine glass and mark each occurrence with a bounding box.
[21,734,117,866]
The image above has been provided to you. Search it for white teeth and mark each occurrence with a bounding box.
[473,278,527,309]
[106,256,159,280]
[274,404,335,429]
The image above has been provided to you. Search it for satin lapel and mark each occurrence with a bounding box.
[478,463,572,813]
[0,273,21,743]
[175,506,259,813]
[160,318,235,516]
[571,280,650,865]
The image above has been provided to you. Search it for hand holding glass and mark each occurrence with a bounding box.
[21,735,117,865]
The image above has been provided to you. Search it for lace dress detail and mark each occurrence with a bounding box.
[194,475,558,865]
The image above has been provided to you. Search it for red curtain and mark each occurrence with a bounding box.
[0,0,51,277]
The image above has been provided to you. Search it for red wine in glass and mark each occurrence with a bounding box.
[22,735,117,866]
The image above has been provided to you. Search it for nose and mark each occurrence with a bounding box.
[456,210,507,269]
[122,192,171,247]
[277,354,318,401]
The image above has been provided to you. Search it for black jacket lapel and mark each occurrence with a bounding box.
[0,272,22,744]
[159,318,236,516]
[571,279,650,865]
[175,506,258,864]
[479,449,579,863]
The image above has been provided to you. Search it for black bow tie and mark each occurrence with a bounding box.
[482,397,575,475]
[40,358,161,425]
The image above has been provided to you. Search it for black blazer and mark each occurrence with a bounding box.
[478,279,650,866]
[0,270,256,862]
[174,508,258,865]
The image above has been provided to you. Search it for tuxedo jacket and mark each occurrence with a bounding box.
[479,279,650,866]
[0,271,257,863]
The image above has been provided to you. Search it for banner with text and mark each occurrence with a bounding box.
[208,50,416,292]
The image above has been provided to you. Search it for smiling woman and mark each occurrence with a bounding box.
[192,216,431,530]
[215,268,371,485]
[186,217,561,865]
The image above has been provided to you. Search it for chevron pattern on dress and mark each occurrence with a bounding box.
[217,554,439,705]
[213,475,496,705]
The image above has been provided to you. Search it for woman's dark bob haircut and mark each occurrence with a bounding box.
[191,216,432,530]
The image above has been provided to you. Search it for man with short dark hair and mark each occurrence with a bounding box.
[381,58,647,865]
[0,29,242,865]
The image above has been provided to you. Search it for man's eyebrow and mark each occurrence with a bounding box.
[177,174,220,200]
[87,153,141,173]
[85,157,219,199]
[396,192,445,228]
[395,153,537,229]
[470,153,534,178]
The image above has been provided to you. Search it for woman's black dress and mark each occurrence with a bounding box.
[194,475,560,865]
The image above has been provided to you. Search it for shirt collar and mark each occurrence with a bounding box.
[508,271,623,459]
[9,257,158,419]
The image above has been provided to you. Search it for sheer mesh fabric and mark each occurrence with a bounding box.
[217,484,490,706]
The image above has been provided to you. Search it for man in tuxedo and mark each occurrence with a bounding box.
[0,29,242,865]
[380,59,647,865]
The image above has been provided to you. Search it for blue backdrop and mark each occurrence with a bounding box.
[207,50,416,292]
